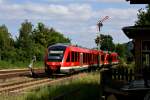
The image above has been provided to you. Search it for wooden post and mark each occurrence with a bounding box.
[118,68,121,80]
[121,68,125,80]
[113,69,117,80]
[125,68,128,81]
[129,69,133,82]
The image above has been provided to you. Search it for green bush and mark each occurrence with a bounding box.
[0,60,43,69]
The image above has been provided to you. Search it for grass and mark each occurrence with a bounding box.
[0,60,44,69]
[0,72,100,100]
[25,72,100,100]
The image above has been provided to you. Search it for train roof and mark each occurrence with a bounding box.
[48,43,105,54]
[110,52,118,56]
[48,43,70,48]
[48,43,102,53]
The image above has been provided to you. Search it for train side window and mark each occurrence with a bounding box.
[85,53,87,63]
[75,52,78,62]
[92,54,93,62]
[88,53,89,63]
[94,55,96,62]
[94,55,95,62]
[101,55,104,61]
[88,53,90,63]
[92,54,94,62]
[90,54,92,62]
[84,53,85,63]
[74,52,75,62]
[86,53,88,63]
[95,55,97,63]
[71,51,75,62]
[83,53,86,63]
[74,52,76,62]
[112,56,114,60]
[96,55,98,63]
[77,52,79,62]
[113,56,116,60]
[96,55,98,62]
[109,55,112,62]
[89,54,91,62]
[66,52,70,62]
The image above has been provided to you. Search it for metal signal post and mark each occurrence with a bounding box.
[97,16,109,68]
[97,16,109,99]
[97,16,109,50]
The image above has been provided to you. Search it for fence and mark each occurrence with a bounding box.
[101,67,135,85]
[111,67,135,82]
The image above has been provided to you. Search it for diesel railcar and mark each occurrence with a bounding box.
[44,44,119,74]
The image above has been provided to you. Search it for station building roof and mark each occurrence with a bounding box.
[122,25,150,39]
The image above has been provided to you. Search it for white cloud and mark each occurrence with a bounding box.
[94,8,138,32]
[44,0,124,3]
[0,3,93,22]
[0,0,4,4]
[0,1,137,24]
[61,7,138,48]
[100,0,124,3]
[0,1,140,48]
[87,0,124,3]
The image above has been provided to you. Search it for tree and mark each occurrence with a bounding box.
[135,4,150,25]
[47,29,70,46]
[115,44,126,59]
[32,22,70,47]
[124,42,134,63]
[16,20,33,62]
[0,25,14,61]
[32,22,71,61]
[0,21,71,63]
[95,34,115,51]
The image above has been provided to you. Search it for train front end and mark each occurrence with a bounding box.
[45,44,66,74]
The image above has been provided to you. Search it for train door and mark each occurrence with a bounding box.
[80,53,83,67]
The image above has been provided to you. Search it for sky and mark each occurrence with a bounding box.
[0,0,146,48]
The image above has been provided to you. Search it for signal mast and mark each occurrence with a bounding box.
[97,16,109,50]
[97,16,109,67]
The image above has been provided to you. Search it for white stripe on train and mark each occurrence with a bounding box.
[60,64,105,73]
[60,61,119,73]
[60,65,88,73]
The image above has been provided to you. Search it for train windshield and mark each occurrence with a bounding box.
[48,46,66,62]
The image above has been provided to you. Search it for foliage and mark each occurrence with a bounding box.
[135,4,150,25]
[32,22,70,61]
[124,42,134,63]
[0,20,71,68]
[0,60,43,69]
[95,34,115,51]
[0,25,14,61]
[95,33,134,63]
[15,20,33,62]
[115,44,126,59]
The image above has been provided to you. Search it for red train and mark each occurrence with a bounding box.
[44,43,119,74]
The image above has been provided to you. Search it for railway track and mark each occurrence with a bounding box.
[0,78,51,93]
[0,73,86,94]
[0,68,44,79]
